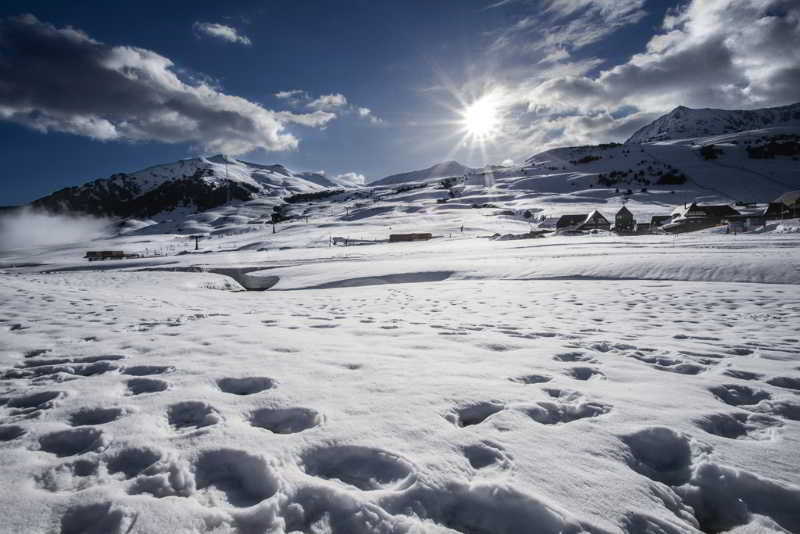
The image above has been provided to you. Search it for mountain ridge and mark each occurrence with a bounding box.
[626,102,800,144]
[370,161,474,186]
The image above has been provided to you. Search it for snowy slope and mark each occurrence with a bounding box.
[523,127,800,204]
[29,156,334,219]
[626,102,800,144]
[370,161,475,186]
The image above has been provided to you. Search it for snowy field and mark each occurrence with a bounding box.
[2,231,800,534]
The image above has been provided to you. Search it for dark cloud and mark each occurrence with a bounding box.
[0,14,332,154]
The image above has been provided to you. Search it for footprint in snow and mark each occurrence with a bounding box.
[126,378,169,395]
[462,441,512,472]
[38,427,109,457]
[216,376,275,395]
[59,502,136,534]
[193,448,279,508]
[123,365,175,376]
[167,401,222,431]
[766,376,800,391]
[709,384,771,407]
[300,445,415,491]
[693,412,782,441]
[249,406,322,434]
[446,401,505,428]
[563,367,606,381]
[68,407,127,427]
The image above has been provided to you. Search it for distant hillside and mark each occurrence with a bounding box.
[371,161,474,186]
[626,102,800,144]
[29,155,334,219]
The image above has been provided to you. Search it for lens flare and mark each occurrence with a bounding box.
[460,96,500,140]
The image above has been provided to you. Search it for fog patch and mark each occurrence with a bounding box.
[0,208,113,251]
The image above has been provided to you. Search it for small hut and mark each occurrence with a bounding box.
[389,233,433,242]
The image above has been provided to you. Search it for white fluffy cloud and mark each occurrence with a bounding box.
[530,0,800,112]
[307,93,348,111]
[193,22,251,46]
[0,15,335,155]
[275,90,384,124]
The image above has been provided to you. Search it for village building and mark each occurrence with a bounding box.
[650,215,672,229]
[613,206,635,234]
[664,203,741,233]
[764,192,800,219]
[555,211,611,232]
[582,210,611,231]
[635,222,651,234]
[555,214,587,231]
[389,233,433,242]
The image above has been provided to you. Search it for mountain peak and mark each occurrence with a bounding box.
[626,102,800,144]
[370,160,474,186]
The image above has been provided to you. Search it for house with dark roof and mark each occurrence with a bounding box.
[664,203,741,233]
[650,215,672,228]
[613,206,635,234]
[555,214,588,230]
[764,201,800,219]
[556,210,611,233]
[581,210,611,231]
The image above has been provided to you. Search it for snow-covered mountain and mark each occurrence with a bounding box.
[626,102,800,144]
[370,161,474,186]
[29,156,334,219]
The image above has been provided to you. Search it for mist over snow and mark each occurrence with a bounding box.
[0,208,112,251]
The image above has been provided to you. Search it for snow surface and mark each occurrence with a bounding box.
[2,223,800,534]
[2,124,800,533]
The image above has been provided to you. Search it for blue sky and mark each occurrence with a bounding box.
[1,0,798,204]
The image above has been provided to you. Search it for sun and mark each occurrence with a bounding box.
[460,95,500,140]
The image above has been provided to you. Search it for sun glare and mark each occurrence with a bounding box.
[461,96,500,140]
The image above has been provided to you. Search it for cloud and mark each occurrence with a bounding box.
[489,0,646,60]
[193,22,251,45]
[307,93,348,111]
[357,107,384,124]
[0,14,335,155]
[0,207,111,251]
[527,0,800,112]
[275,89,307,99]
[275,110,336,127]
[333,172,366,186]
[276,90,383,124]
[479,0,800,161]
